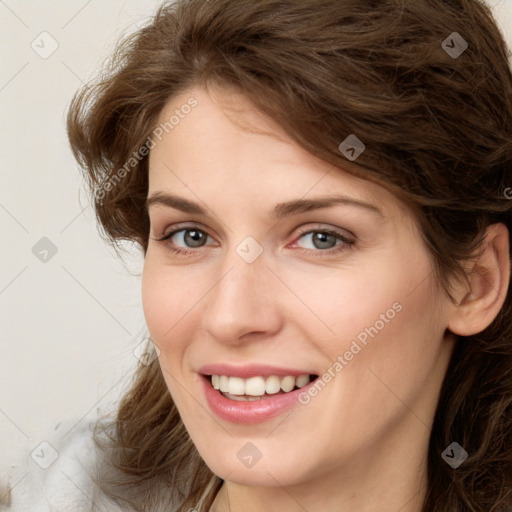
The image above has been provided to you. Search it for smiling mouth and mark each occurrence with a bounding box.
[206,374,319,401]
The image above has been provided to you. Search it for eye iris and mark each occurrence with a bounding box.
[312,232,336,249]
[184,230,206,247]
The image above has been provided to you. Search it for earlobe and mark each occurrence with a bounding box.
[448,223,510,337]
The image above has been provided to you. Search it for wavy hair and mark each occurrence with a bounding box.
[65,0,512,510]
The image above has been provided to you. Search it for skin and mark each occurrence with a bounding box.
[142,85,510,512]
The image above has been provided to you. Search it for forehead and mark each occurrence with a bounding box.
[148,85,409,221]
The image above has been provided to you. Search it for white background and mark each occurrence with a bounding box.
[1,0,511,474]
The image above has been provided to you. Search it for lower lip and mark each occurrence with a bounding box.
[201,375,316,424]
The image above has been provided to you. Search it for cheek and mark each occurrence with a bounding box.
[141,259,199,408]
[281,247,441,384]
[141,257,191,356]
[141,264,170,342]
[278,255,415,353]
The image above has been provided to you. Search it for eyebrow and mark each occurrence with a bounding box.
[145,192,384,219]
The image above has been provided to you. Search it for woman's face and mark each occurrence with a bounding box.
[142,85,456,488]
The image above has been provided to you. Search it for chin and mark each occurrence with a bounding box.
[197,443,313,488]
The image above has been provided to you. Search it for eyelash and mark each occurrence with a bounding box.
[152,224,354,257]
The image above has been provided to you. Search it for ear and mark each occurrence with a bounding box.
[448,223,510,337]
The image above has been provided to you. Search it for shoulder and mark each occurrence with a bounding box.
[1,415,123,512]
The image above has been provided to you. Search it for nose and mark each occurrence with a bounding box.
[201,251,283,345]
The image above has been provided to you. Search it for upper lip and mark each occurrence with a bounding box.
[199,363,317,379]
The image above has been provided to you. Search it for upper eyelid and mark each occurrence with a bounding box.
[157,224,216,242]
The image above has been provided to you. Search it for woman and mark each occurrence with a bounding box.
[3,0,512,510]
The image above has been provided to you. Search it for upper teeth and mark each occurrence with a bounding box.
[211,374,311,396]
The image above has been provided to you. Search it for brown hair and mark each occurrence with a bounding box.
[65,0,512,510]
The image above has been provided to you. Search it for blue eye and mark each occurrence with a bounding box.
[170,229,209,248]
[296,231,344,250]
[156,227,214,254]
[153,225,354,256]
